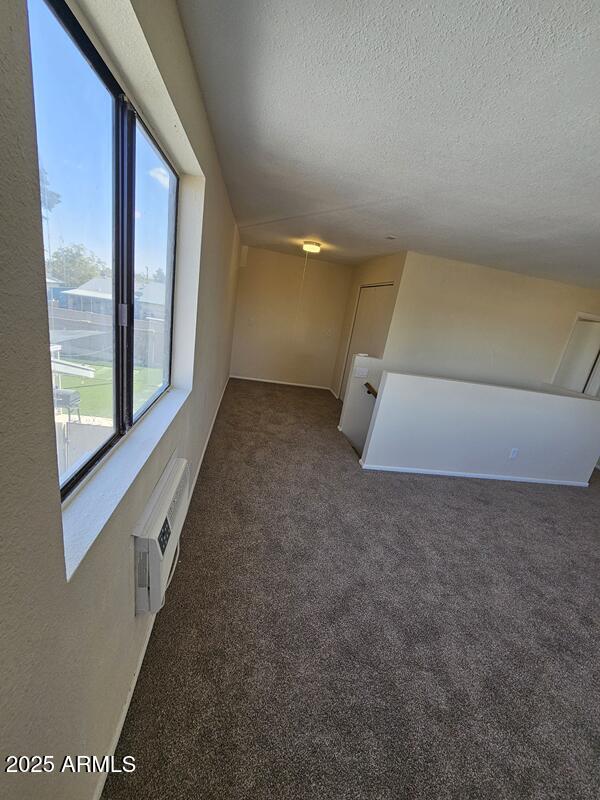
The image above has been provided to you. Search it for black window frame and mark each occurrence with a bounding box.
[36,0,179,500]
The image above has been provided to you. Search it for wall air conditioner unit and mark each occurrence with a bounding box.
[134,455,190,614]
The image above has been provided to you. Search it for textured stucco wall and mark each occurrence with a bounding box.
[230,246,353,389]
[0,2,239,799]
[383,251,600,387]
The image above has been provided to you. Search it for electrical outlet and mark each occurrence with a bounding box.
[509,448,519,460]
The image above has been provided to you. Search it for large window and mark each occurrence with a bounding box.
[133,122,177,418]
[28,0,178,497]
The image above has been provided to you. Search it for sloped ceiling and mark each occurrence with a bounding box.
[177,0,600,286]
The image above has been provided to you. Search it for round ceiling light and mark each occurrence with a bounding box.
[302,241,321,254]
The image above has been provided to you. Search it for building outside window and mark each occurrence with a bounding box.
[28,0,178,497]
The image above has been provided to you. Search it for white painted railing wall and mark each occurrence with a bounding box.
[357,371,600,486]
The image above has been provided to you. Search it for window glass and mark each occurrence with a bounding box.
[133,122,177,417]
[28,0,116,486]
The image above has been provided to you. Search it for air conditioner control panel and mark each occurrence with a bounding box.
[157,518,171,555]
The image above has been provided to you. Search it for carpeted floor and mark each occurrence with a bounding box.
[104,378,600,800]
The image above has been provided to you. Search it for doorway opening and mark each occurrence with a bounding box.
[339,282,396,400]
[553,315,600,396]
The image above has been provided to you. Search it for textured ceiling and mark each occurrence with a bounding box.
[177,0,600,286]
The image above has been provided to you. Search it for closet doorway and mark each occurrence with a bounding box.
[554,317,600,396]
[340,283,396,400]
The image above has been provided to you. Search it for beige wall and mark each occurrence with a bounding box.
[383,251,600,386]
[332,252,406,396]
[362,371,600,485]
[230,246,353,389]
[1,3,238,799]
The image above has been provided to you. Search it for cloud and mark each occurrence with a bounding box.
[149,166,170,190]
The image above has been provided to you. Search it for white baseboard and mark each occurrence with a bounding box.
[92,619,155,800]
[93,376,230,800]
[229,374,332,392]
[359,461,589,487]
[191,376,229,493]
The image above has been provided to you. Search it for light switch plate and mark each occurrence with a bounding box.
[354,366,369,378]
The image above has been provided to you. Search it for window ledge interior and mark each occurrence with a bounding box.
[62,386,189,580]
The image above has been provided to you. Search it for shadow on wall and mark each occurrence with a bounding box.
[230,246,355,390]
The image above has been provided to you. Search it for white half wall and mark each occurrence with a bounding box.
[361,372,600,486]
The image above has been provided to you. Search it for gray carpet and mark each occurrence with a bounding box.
[104,378,600,800]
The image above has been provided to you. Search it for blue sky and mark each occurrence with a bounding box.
[28,0,175,284]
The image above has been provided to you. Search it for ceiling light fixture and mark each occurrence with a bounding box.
[302,241,321,254]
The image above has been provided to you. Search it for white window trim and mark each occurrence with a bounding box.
[62,386,189,579]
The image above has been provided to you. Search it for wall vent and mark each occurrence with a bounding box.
[133,456,190,614]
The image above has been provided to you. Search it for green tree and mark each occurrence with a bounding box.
[39,166,61,216]
[39,167,61,260]
[48,244,109,287]
[153,267,166,283]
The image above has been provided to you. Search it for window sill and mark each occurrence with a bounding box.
[61,386,190,580]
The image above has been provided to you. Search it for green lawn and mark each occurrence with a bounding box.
[61,360,165,418]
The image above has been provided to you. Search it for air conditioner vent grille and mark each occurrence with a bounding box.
[136,551,148,588]
[167,462,190,530]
